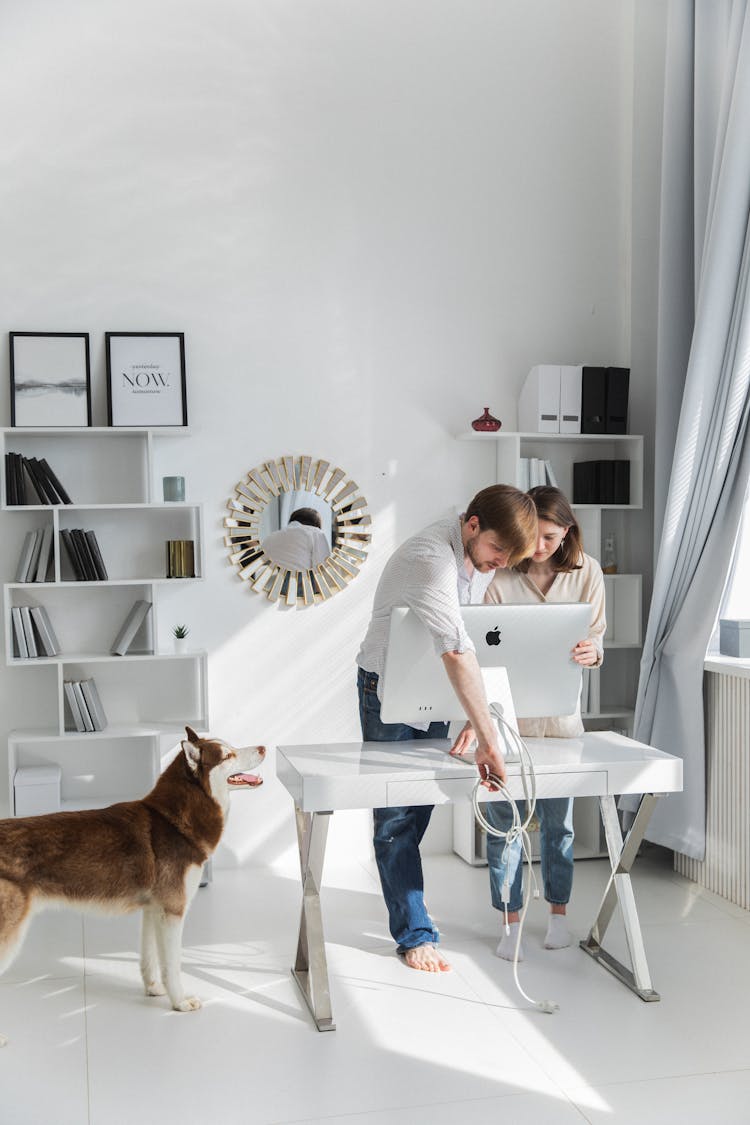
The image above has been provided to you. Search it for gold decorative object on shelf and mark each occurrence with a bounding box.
[223,454,371,607]
[166,539,195,578]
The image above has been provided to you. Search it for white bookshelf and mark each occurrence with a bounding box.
[2,426,208,816]
[453,429,646,863]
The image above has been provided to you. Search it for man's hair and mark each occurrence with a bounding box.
[289,507,322,529]
[464,484,537,566]
[515,485,583,573]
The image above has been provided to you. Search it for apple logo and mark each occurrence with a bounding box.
[485,627,501,646]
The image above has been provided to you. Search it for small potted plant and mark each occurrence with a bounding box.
[172,624,190,653]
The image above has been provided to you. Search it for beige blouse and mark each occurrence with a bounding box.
[484,553,606,738]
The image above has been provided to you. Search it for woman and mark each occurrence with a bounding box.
[483,485,605,960]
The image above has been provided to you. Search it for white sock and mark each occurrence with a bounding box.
[544,913,571,950]
[496,921,524,962]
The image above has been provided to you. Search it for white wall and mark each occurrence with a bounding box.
[0,0,639,863]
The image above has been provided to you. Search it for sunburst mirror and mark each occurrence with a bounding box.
[224,455,371,607]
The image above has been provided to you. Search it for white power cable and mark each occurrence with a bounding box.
[473,713,559,1015]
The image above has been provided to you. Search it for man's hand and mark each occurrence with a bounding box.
[440,649,508,790]
[450,722,506,788]
[449,722,476,757]
[475,743,507,789]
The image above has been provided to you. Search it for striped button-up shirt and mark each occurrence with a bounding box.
[356,516,495,683]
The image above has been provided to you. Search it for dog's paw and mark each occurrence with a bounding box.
[0,1032,8,1048]
[144,981,166,997]
[173,996,202,1012]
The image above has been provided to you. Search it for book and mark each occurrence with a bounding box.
[559,365,582,434]
[60,529,86,580]
[72,529,98,580]
[31,457,62,504]
[63,681,87,732]
[605,367,630,434]
[110,599,153,656]
[4,453,16,505]
[38,458,73,504]
[84,530,108,580]
[26,532,45,584]
[19,606,38,658]
[15,529,40,583]
[34,526,54,582]
[544,459,559,487]
[80,679,107,731]
[517,365,560,433]
[29,458,62,503]
[22,457,52,504]
[30,605,61,656]
[7,453,19,504]
[573,461,596,504]
[13,453,27,504]
[530,458,546,487]
[599,460,615,503]
[10,607,28,659]
[71,681,94,732]
[613,460,631,504]
[581,367,607,434]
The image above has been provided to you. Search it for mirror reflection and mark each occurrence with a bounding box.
[260,492,332,569]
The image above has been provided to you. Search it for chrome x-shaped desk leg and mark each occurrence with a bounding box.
[580,793,661,1002]
[292,808,336,1031]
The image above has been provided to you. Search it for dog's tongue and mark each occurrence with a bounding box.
[228,773,263,788]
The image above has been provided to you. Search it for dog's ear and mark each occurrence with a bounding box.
[185,725,200,744]
[182,738,201,773]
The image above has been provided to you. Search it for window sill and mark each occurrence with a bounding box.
[704,655,750,680]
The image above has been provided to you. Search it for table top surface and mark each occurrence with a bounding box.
[276,731,683,811]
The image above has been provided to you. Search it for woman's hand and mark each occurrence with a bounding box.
[450,722,476,756]
[572,638,599,666]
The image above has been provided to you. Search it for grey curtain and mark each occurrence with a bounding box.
[633,0,750,859]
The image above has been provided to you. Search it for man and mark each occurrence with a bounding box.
[261,507,331,570]
[356,485,537,972]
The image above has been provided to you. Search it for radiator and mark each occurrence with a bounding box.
[674,670,750,908]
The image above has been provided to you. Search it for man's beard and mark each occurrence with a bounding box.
[465,536,490,572]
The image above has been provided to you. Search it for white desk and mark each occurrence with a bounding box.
[277,731,683,1031]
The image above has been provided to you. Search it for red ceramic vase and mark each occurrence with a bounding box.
[471,407,502,432]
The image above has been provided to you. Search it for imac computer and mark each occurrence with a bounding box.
[379,603,591,729]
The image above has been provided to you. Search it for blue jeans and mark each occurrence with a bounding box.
[357,668,449,952]
[484,796,574,913]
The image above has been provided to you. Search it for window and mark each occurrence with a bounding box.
[709,478,750,653]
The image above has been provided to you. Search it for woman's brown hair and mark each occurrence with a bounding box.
[515,485,583,573]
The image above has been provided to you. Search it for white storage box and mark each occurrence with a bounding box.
[719,619,750,659]
[14,765,62,817]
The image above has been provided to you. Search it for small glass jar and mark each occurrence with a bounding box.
[602,534,617,574]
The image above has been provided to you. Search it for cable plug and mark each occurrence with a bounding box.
[536,1000,559,1015]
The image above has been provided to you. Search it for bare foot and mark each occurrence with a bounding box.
[402,943,451,972]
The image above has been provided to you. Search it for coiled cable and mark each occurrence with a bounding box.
[472,713,559,1014]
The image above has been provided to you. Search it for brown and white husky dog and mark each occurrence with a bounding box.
[0,726,265,1046]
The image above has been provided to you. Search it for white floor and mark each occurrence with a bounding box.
[2,843,750,1125]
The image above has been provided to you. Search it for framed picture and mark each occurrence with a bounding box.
[10,332,92,427]
[106,332,187,427]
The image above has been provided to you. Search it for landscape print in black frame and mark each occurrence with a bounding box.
[10,332,92,427]
[106,332,187,427]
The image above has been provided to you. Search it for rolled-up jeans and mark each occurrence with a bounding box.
[484,796,574,913]
[357,668,449,951]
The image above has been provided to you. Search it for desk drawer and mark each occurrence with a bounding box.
[387,770,610,807]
